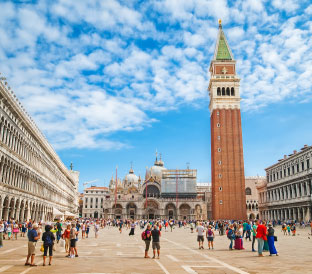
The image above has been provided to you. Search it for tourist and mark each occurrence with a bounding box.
[256,220,267,257]
[245,221,251,241]
[81,222,86,239]
[206,225,214,249]
[94,221,100,238]
[21,221,27,237]
[143,224,152,258]
[267,223,278,256]
[252,221,257,252]
[234,224,244,250]
[291,224,296,236]
[86,222,90,238]
[227,224,235,250]
[151,225,161,259]
[62,224,71,256]
[242,220,248,237]
[42,225,55,266]
[69,223,79,258]
[13,221,19,240]
[7,221,12,240]
[129,220,135,236]
[0,220,4,248]
[56,220,62,243]
[196,222,205,249]
[282,223,287,235]
[287,224,291,235]
[25,223,41,266]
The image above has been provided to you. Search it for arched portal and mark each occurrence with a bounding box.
[142,184,160,198]
[165,203,176,219]
[113,204,123,219]
[126,203,137,220]
[179,204,191,220]
[145,200,159,219]
[94,211,98,219]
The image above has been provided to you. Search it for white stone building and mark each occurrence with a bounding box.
[258,145,312,221]
[82,186,109,219]
[0,78,79,222]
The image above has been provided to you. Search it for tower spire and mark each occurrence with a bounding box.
[213,19,234,61]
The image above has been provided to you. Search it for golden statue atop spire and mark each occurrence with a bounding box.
[218,19,222,28]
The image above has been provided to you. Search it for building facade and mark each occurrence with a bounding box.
[208,21,246,220]
[82,155,211,220]
[245,176,264,220]
[258,145,312,221]
[0,78,79,222]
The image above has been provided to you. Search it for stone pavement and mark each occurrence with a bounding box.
[0,226,312,274]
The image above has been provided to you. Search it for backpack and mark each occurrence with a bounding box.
[45,233,53,245]
[208,229,213,237]
[227,229,235,239]
[141,231,146,240]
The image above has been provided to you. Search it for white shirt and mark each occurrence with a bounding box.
[0,224,4,233]
[196,226,204,236]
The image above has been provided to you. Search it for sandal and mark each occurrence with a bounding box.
[25,263,30,266]
[30,264,37,267]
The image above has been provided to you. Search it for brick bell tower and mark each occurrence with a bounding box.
[208,20,246,220]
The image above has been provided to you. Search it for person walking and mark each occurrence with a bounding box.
[129,221,135,236]
[256,220,267,257]
[42,225,55,266]
[206,225,214,250]
[56,221,62,243]
[94,221,100,238]
[151,225,161,259]
[267,223,278,256]
[196,222,205,249]
[25,223,41,267]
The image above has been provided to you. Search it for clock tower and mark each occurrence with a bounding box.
[208,20,246,220]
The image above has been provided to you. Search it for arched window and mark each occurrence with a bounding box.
[226,87,230,96]
[217,87,221,96]
[222,87,225,96]
[231,87,235,96]
[245,187,252,195]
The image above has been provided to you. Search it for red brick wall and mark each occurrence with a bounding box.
[211,108,246,220]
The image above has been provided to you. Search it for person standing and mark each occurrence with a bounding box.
[252,222,257,252]
[256,220,267,257]
[69,223,78,258]
[56,221,62,243]
[62,224,71,257]
[0,221,4,248]
[129,221,135,236]
[227,225,235,250]
[196,222,205,249]
[206,225,214,250]
[267,223,278,256]
[94,221,100,238]
[143,224,151,258]
[25,223,41,266]
[151,225,161,259]
[42,225,55,266]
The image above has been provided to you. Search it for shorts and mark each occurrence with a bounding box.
[197,235,204,242]
[28,241,36,255]
[207,237,214,242]
[70,239,76,248]
[145,240,151,251]
[152,242,160,250]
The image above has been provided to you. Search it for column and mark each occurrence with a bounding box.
[2,207,9,220]
[307,207,311,221]
[15,208,20,222]
[302,207,306,222]
[297,207,301,221]
[20,207,25,222]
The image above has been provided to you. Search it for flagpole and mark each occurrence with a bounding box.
[115,166,118,208]
[176,168,178,209]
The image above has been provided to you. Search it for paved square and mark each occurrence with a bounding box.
[0,226,311,274]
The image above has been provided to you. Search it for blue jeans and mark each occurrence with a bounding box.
[229,238,233,249]
[257,238,264,255]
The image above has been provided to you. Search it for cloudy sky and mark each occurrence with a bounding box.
[1,0,312,191]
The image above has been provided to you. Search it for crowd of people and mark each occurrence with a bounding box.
[0,218,311,267]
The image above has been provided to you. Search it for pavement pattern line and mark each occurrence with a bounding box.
[19,268,34,274]
[166,255,179,262]
[0,246,26,254]
[155,260,170,274]
[164,238,249,274]
[0,265,13,272]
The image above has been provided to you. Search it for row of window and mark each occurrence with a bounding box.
[85,191,107,194]
[217,87,235,96]
[259,180,312,203]
[268,159,310,182]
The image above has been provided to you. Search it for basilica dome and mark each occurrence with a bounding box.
[124,168,139,185]
[146,155,167,182]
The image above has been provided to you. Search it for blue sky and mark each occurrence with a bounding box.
[0,0,312,192]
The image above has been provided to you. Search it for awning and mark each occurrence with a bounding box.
[64,211,76,217]
[53,207,63,216]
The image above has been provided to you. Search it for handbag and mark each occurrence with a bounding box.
[40,245,44,252]
[274,236,277,241]
[59,238,65,248]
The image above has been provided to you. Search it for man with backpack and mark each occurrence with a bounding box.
[227,224,235,250]
[142,224,151,258]
[69,223,79,258]
[42,225,55,266]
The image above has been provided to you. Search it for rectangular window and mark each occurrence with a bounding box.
[307,159,310,169]
[288,167,290,176]
[302,162,304,171]
[280,170,282,179]
[284,169,286,177]
[297,164,299,173]
[292,166,295,174]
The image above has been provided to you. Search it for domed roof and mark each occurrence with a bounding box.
[146,153,166,181]
[125,167,139,184]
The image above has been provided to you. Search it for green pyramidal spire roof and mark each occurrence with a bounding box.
[213,21,234,61]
